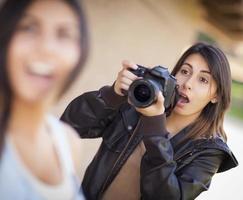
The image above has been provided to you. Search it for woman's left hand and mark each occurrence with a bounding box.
[133,91,165,116]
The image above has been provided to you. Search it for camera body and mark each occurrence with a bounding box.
[128,65,178,112]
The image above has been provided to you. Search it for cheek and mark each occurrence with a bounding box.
[6,38,26,92]
[7,33,35,67]
[193,90,212,109]
[56,45,81,80]
[63,44,80,64]
[175,74,185,86]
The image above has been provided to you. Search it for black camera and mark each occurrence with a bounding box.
[128,65,179,112]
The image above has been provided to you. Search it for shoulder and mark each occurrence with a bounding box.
[59,121,81,157]
[49,115,80,140]
[60,121,80,141]
[192,137,238,172]
[59,121,82,178]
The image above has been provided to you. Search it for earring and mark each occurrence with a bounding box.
[211,99,217,103]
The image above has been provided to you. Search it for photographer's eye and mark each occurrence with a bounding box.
[180,68,189,75]
[199,76,209,84]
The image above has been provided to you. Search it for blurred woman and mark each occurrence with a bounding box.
[0,0,88,199]
[62,43,238,200]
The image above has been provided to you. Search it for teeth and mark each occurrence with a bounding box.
[28,62,54,77]
[180,94,187,98]
[180,93,189,103]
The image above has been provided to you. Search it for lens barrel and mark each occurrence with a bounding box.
[128,79,159,108]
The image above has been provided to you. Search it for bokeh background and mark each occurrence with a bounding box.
[52,0,243,199]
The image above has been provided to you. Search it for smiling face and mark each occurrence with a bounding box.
[173,53,218,118]
[6,0,81,104]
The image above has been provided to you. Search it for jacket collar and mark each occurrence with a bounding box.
[170,126,238,172]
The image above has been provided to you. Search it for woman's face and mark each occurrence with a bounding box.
[7,0,81,104]
[173,53,218,118]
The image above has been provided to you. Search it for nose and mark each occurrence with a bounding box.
[38,33,58,58]
[182,76,193,90]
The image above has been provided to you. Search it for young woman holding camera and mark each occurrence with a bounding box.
[61,43,238,200]
[0,0,88,199]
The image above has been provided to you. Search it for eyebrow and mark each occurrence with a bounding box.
[21,13,79,29]
[21,13,36,20]
[183,62,211,74]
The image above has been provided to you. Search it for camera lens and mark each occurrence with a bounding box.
[133,84,151,103]
[128,79,157,108]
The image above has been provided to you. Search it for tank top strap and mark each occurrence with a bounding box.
[47,116,84,200]
[47,115,75,176]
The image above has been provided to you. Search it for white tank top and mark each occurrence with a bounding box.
[0,115,85,200]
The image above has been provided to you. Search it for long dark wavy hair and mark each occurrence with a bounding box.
[0,0,89,154]
[171,42,231,141]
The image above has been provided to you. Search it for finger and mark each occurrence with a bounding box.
[156,91,165,103]
[122,69,138,80]
[120,83,130,91]
[135,107,146,113]
[122,60,138,70]
[120,76,133,86]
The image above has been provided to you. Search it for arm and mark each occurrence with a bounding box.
[60,85,126,138]
[60,60,139,138]
[139,115,224,200]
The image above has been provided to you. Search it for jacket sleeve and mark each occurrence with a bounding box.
[138,115,225,200]
[60,85,127,138]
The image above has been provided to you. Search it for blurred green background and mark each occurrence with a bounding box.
[231,81,243,119]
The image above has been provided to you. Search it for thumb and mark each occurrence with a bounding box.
[157,91,164,102]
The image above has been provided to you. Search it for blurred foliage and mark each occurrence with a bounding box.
[229,81,243,120]
[196,32,217,45]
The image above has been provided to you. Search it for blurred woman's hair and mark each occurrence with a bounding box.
[171,42,231,142]
[0,0,89,154]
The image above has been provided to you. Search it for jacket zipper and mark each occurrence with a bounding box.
[99,118,141,198]
[174,150,193,162]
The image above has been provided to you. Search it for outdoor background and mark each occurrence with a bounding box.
[52,1,243,199]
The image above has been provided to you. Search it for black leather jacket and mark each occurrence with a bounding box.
[61,85,238,200]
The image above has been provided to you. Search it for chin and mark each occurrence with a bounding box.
[173,106,189,116]
[16,91,54,105]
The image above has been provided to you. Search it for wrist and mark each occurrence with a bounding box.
[137,114,168,136]
[135,106,165,117]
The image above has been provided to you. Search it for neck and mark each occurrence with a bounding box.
[166,111,200,136]
[7,99,50,139]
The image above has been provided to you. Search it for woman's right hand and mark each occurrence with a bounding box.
[114,60,139,96]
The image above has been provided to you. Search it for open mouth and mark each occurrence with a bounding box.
[26,62,54,79]
[178,92,190,104]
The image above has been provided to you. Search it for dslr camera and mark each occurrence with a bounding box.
[128,65,179,112]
